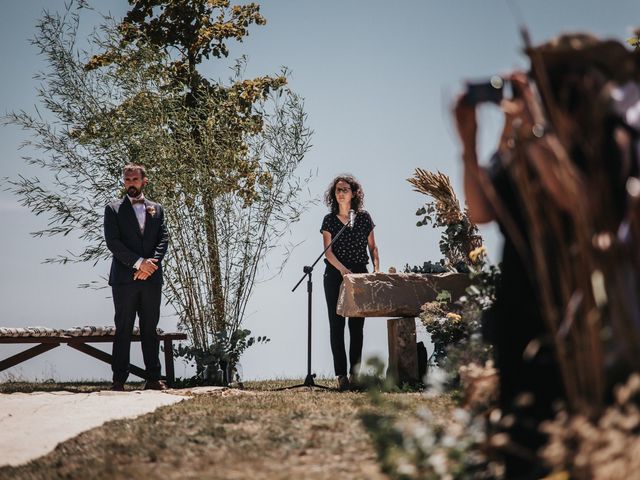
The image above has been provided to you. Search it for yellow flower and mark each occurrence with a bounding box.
[469,245,487,263]
[446,312,462,321]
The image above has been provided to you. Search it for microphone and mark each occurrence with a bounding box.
[348,209,356,228]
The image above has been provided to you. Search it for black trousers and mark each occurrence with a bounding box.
[111,282,162,383]
[323,262,368,376]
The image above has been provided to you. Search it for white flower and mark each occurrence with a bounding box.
[453,408,471,424]
[425,368,448,395]
[428,450,449,476]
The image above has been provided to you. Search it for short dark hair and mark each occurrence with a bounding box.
[324,174,364,214]
[123,164,147,178]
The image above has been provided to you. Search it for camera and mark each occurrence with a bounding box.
[464,76,510,106]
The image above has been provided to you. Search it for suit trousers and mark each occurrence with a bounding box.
[111,281,162,383]
[323,262,368,376]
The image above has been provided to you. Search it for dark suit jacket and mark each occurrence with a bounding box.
[104,197,169,286]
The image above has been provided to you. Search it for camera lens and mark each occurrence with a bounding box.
[490,76,504,89]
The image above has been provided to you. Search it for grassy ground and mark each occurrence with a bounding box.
[0,380,453,480]
[0,380,142,394]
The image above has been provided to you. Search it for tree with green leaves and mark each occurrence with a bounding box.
[4,1,312,381]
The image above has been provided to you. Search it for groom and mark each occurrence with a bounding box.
[104,164,169,391]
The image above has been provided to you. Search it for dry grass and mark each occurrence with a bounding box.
[0,381,453,480]
[0,381,142,394]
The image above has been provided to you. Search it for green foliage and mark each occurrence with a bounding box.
[355,357,425,394]
[421,302,468,365]
[406,170,498,380]
[436,290,452,303]
[360,410,406,477]
[174,328,269,385]
[415,202,482,267]
[403,260,449,274]
[90,0,267,70]
[361,376,501,479]
[363,404,502,479]
[465,261,500,311]
[3,2,313,374]
[360,348,501,479]
[419,251,498,374]
[85,0,287,208]
[437,333,493,386]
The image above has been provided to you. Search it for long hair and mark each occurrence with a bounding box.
[324,174,364,214]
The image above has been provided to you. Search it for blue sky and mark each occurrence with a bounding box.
[1,0,638,381]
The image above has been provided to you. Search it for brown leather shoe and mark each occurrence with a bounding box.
[144,380,168,391]
[111,382,125,392]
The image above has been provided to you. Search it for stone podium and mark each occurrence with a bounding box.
[336,272,469,384]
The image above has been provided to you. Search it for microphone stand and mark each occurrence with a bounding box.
[276,217,353,391]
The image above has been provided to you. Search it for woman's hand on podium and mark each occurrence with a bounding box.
[340,267,353,277]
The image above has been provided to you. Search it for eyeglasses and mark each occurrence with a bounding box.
[335,187,352,194]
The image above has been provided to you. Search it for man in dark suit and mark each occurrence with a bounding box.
[104,164,169,391]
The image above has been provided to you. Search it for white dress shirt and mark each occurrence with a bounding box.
[128,195,146,270]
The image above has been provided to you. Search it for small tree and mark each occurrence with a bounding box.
[4,2,313,380]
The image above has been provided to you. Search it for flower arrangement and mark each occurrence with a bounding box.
[407,169,482,268]
[420,299,468,365]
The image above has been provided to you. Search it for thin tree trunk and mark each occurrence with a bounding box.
[204,195,226,332]
[186,56,226,335]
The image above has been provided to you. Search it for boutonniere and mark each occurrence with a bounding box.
[146,205,156,216]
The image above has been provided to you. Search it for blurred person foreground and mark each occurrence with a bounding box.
[452,31,640,478]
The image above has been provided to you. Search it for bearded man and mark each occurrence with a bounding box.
[104,164,169,391]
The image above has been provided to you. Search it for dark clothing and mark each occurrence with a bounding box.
[321,210,375,376]
[104,197,169,286]
[323,261,368,376]
[111,282,162,383]
[485,153,563,478]
[320,211,375,266]
[486,153,556,398]
[104,196,169,383]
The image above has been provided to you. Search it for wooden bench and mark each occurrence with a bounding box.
[0,329,186,385]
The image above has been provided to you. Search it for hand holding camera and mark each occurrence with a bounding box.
[464,75,511,106]
[455,72,542,161]
[463,72,529,106]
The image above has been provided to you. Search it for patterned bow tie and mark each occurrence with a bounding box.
[131,198,145,205]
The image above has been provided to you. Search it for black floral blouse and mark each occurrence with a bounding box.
[320,210,375,266]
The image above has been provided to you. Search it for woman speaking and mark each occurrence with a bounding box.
[320,174,379,391]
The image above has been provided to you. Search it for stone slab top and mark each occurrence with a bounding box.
[336,272,470,318]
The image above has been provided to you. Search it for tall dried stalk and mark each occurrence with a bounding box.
[409,169,464,224]
[408,169,482,264]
